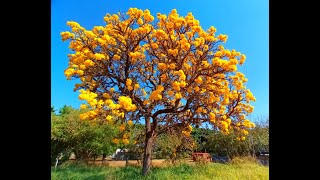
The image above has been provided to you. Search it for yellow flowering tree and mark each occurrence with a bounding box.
[61,8,256,175]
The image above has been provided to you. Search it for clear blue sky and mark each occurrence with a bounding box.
[51,0,269,119]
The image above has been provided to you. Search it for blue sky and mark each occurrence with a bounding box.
[51,0,269,119]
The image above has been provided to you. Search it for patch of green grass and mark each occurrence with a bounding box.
[51,160,268,180]
[51,163,112,180]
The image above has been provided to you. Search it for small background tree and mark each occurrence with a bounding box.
[198,116,269,159]
[154,125,195,164]
[51,106,118,165]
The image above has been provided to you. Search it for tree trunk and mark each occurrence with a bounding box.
[142,117,155,176]
[125,150,129,168]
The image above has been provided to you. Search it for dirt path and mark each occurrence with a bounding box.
[85,158,197,167]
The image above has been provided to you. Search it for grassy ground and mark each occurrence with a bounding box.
[51,158,269,180]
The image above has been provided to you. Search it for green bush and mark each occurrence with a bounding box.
[51,106,118,165]
[192,116,269,158]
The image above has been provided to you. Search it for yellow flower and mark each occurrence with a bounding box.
[80,104,87,109]
[127,120,133,126]
[240,54,246,65]
[103,93,111,99]
[141,88,147,96]
[227,65,237,72]
[181,42,190,51]
[151,43,158,49]
[175,92,182,99]
[243,130,249,135]
[195,76,203,84]
[182,130,190,137]
[169,63,176,69]
[126,79,132,87]
[168,49,179,56]
[110,88,115,93]
[160,74,167,81]
[206,36,215,42]
[196,107,203,113]
[209,112,216,122]
[64,68,75,77]
[60,31,74,41]
[106,115,113,121]
[167,90,174,96]
[122,138,129,145]
[77,69,84,76]
[158,63,167,70]
[119,124,126,132]
[134,83,140,90]
[118,96,137,111]
[225,118,231,125]
[217,34,228,42]
[172,81,181,91]
[187,87,193,93]
[157,85,164,92]
[221,121,228,129]
[137,18,143,25]
[112,138,119,144]
[143,100,150,105]
[94,53,105,60]
[155,29,166,38]
[79,65,86,70]
[180,81,187,88]
[214,51,222,57]
[123,134,129,139]
[196,50,203,56]
[71,64,78,68]
[79,113,88,120]
[229,58,238,65]
[113,54,121,60]
[150,90,163,101]
[167,22,174,29]
[84,60,95,67]
[201,61,210,68]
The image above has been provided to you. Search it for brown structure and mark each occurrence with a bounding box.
[192,152,212,162]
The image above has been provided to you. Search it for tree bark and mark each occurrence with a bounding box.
[142,116,155,176]
[125,150,129,168]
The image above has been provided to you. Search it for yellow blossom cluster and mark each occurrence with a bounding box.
[112,138,119,144]
[126,79,133,90]
[78,89,100,107]
[129,51,145,63]
[79,109,100,120]
[118,96,137,111]
[80,104,87,109]
[61,31,75,41]
[105,115,113,124]
[150,85,164,101]
[119,124,126,132]
[127,120,133,126]
[182,124,193,137]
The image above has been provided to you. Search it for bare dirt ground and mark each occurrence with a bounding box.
[83,158,197,167]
